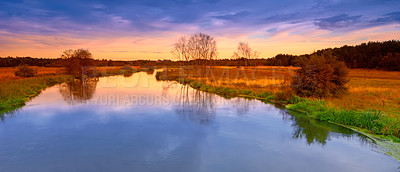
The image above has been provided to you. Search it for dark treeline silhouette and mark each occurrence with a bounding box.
[0,57,62,67]
[0,56,171,67]
[0,56,267,67]
[1,40,399,70]
[265,40,400,71]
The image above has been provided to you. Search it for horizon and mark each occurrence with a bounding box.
[1,0,400,60]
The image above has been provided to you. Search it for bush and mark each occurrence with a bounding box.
[120,66,136,77]
[291,52,349,98]
[61,49,94,77]
[14,65,37,77]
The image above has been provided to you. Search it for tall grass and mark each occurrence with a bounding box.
[0,75,72,115]
[287,99,399,138]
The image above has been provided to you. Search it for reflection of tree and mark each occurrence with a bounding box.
[287,111,371,146]
[163,82,375,147]
[174,85,215,125]
[59,77,99,105]
[232,98,251,115]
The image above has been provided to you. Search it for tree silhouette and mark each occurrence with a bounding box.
[232,42,259,66]
[61,49,95,77]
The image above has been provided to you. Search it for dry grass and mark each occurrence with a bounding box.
[173,66,296,95]
[0,67,64,81]
[164,66,400,116]
[0,66,138,82]
[327,69,400,117]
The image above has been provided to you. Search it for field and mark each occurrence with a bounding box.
[331,69,400,117]
[0,67,64,81]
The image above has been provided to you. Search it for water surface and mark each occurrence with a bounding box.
[0,72,399,172]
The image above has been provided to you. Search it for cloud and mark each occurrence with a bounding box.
[112,50,166,54]
[263,13,304,24]
[372,11,400,24]
[211,11,250,21]
[314,14,362,30]
[314,12,400,31]
[0,0,400,59]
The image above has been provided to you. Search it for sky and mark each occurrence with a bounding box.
[0,0,400,60]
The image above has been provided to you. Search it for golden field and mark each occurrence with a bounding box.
[0,67,63,81]
[0,66,131,82]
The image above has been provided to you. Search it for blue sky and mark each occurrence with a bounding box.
[1,0,399,59]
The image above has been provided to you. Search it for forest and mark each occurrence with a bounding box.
[265,40,400,71]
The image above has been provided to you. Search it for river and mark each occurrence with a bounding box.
[0,72,398,171]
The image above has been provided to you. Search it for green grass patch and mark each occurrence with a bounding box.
[0,75,73,116]
[287,99,399,140]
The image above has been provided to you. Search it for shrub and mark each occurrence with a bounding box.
[14,65,37,77]
[265,95,275,102]
[61,49,94,77]
[240,90,252,95]
[120,66,136,77]
[155,71,163,80]
[257,91,272,98]
[274,91,294,102]
[291,52,349,98]
[287,95,303,104]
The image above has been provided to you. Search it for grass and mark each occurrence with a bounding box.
[286,100,390,134]
[0,75,73,116]
[0,67,64,81]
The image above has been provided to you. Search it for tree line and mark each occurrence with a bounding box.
[1,39,399,71]
[265,40,400,71]
[0,56,165,67]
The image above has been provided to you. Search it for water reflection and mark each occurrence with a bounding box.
[165,82,368,147]
[278,110,372,146]
[59,77,99,105]
[174,85,215,125]
[231,98,251,115]
[0,73,398,171]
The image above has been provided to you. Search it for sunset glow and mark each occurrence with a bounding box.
[1,0,400,60]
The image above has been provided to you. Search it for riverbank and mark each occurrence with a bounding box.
[0,66,152,117]
[0,75,73,116]
[155,66,400,160]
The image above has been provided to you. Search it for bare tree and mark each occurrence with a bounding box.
[188,33,217,65]
[172,33,218,65]
[232,42,259,66]
[172,36,190,62]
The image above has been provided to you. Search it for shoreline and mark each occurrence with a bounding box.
[155,70,400,161]
[0,75,73,116]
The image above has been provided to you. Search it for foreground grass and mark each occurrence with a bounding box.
[0,75,73,116]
